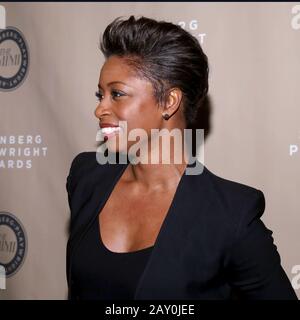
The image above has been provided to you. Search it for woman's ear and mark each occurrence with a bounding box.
[163,87,183,117]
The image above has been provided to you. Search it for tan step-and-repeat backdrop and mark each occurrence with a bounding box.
[0,2,299,299]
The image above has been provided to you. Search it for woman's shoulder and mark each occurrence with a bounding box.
[66,151,104,193]
[200,165,266,229]
[68,151,97,171]
[203,165,264,203]
[66,151,127,190]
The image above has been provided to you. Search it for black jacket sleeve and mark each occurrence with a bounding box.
[227,190,297,299]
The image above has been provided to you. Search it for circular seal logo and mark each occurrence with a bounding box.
[0,26,30,91]
[0,212,27,277]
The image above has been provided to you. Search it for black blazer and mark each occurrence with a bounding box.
[66,152,297,300]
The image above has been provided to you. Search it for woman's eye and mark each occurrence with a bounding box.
[111,90,125,99]
[95,90,124,101]
[95,91,103,101]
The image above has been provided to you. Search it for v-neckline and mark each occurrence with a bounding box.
[97,161,190,255]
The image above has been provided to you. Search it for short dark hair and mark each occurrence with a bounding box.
[99,15,209,126]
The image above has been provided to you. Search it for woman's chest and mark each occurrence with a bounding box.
[98,186,177,253]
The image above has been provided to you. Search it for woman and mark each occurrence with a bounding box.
[66,15,297,300]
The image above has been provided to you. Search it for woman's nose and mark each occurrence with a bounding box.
[94,100,110,119]
[94,104,102,119]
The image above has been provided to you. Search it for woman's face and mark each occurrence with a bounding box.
[94,55,164,155]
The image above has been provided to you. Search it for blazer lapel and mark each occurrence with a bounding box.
[134,160,209,299]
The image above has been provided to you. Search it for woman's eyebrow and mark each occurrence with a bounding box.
[98,81,130,89]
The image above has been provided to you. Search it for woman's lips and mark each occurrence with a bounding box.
[100,126,121,140]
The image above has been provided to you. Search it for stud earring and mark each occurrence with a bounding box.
[162,113,170,120]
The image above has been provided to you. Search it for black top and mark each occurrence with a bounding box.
[72,216,153,300]
[67,152,298,300]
